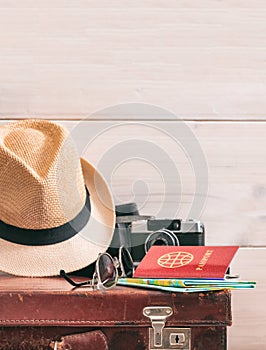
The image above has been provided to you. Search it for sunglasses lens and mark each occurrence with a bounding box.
[98,253,117,288]
[120,247,134,277]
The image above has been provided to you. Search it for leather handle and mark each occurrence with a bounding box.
[50,330,108,350]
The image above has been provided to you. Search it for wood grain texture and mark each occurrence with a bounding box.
[41,119,265,247]
[0,2,266,119]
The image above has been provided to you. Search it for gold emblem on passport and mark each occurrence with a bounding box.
[157,251,194,268]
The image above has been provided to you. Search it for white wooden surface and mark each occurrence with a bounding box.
[62,120,266,245]
[1,1,266,120]
[0,1,265,349]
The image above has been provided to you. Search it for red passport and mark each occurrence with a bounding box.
[133,246,239,279]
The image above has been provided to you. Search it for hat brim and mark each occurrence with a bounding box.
[0,158,115,277]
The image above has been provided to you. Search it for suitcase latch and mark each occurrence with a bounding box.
[143,306,191,350]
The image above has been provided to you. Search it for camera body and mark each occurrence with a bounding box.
[108,203,205,265]
[130,218,205,265]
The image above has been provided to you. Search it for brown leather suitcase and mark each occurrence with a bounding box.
[0,275,231,350]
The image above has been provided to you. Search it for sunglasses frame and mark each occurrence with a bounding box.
[118,246,135,278]
[60,251,118,290]
[60,247,134,290]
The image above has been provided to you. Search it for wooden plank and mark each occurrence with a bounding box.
[1,119,264,246]
[0,5,266,119]
[53,120,266,246]
[1,1,266,9]
[228,247,265,350]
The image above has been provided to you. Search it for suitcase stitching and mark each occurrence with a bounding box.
[0,319,230,325]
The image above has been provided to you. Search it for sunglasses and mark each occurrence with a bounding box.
[60,246,134,290]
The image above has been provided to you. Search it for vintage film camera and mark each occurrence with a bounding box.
[108,203,205,266]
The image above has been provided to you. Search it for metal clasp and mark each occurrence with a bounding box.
[143,306,191,350]
[143,306,173,347]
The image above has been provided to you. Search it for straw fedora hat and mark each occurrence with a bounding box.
[0,119,115,276]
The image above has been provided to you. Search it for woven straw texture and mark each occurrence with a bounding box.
[0,119,86,229]
[0,120,115,276]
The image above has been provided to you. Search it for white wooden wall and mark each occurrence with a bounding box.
[0,1,265,348]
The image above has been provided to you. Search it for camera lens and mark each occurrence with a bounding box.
[144,228,180,253]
